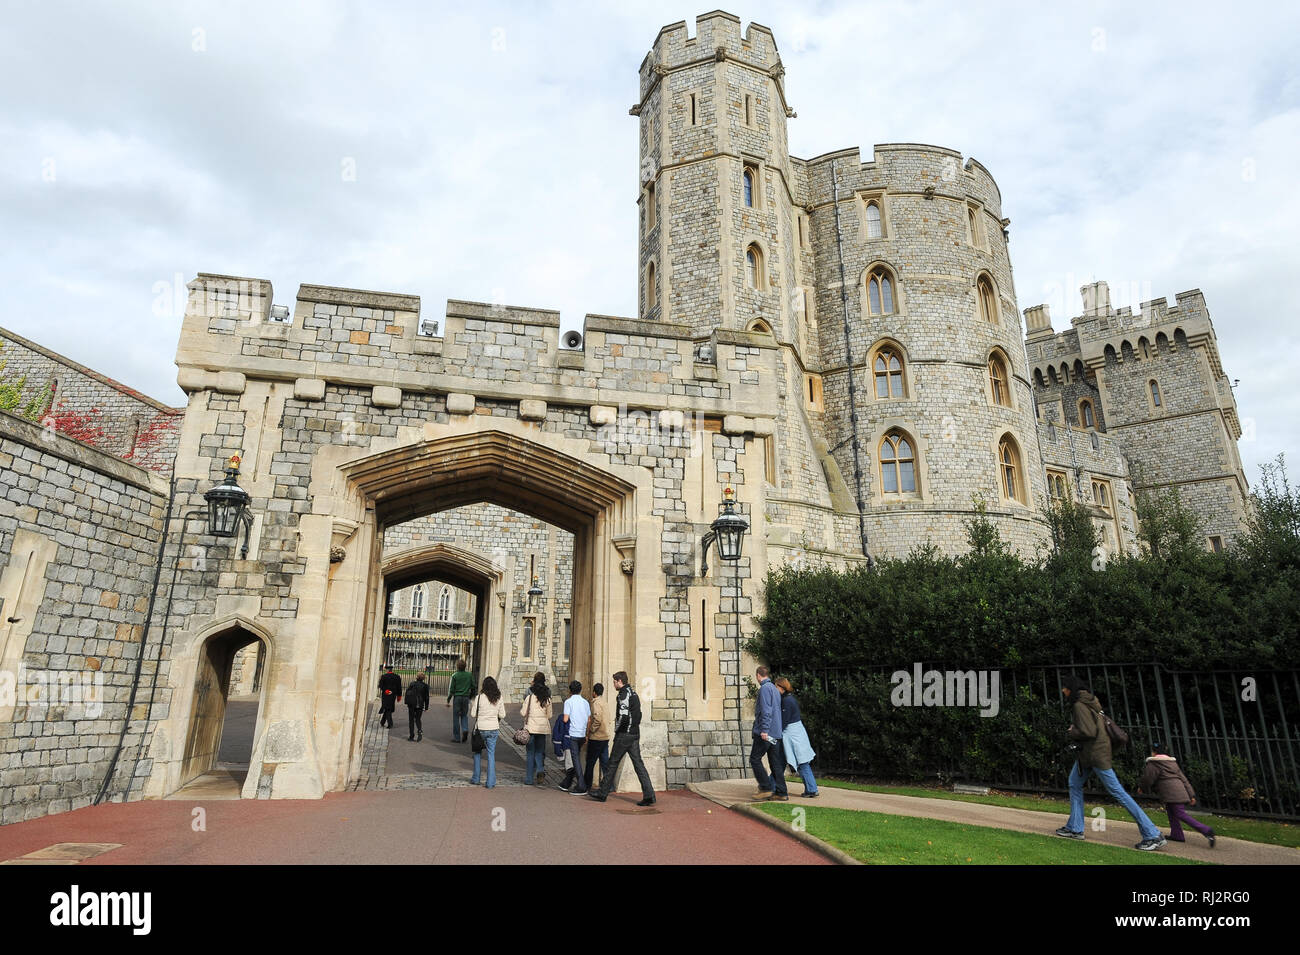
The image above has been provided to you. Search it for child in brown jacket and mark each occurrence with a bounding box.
[1137,743,1216,847]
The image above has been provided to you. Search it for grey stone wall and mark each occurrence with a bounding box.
[0,410,168,823]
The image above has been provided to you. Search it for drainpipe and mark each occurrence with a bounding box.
[830,159,874,568]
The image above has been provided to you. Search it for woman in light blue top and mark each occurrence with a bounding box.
[775,677,818,797]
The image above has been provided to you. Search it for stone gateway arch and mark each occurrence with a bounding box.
[145,283,780,799]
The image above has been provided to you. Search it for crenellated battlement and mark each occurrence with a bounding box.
[1025,281,1216,374]
[642,11,778,85]
[795,143,1003,212]
[174,274,781,418]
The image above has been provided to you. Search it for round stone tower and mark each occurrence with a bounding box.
[801,145,1048,555]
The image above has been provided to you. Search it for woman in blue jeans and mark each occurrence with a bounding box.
[470,677,507,788]
[520,673,553,785]
[775,677,818,797]
[1055,674,1165,850]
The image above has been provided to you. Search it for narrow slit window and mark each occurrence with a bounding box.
[866,202,882,239]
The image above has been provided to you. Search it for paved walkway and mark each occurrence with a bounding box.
[0,786,828,866]
[690,778,1300,865]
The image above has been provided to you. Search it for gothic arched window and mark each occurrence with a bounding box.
[873,345,905,399]
[977,275,998,323]
[999,435,1024,504]
[866,267,895,316]
[879,430,918,494]
[745,244,765,290]
[988,350,1011,407]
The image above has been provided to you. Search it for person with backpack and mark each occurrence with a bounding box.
[404,673,430,741]
[585,671,655,806]
[1138,743,1216,847]
[378,665,402,729]
[469,677,507,788]
[446,658,474,743]
[520,672,552,785]
[1053,673,1166,850]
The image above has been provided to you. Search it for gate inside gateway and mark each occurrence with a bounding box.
[361,501,585,790]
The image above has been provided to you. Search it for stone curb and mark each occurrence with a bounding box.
[686,782,859,865]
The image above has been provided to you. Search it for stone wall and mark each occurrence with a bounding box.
[0,326,182,473]
[0,409,168,823]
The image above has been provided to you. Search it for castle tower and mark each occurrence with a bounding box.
[1026,281,1250,549]
[797,144,1048,555]
[634,13,801,343]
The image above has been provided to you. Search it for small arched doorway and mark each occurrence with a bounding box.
[179,626,268,792]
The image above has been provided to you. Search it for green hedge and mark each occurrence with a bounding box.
[748,469,1300,802]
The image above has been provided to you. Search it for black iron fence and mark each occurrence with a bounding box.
[800,662,1300,820]
[382,631,479,697]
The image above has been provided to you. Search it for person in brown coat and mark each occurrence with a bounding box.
[1137,743,1215,847]
[579,682,612,795]
[1054,673,1166,850]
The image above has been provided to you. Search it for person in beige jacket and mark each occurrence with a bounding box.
[469,677,507,788]
[580,682,612,794]
[521,672,553,785]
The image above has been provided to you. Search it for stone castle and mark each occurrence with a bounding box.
[0,11,1249,824]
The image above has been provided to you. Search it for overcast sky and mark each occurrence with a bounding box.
[1,1,1296,483]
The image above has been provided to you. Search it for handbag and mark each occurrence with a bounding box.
[513,699,531,745]
[1100,710,1129,752]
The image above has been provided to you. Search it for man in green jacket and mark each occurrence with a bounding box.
[446,658,474,743]
[1054,673,1166,850]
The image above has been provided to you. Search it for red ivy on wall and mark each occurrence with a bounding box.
[122,415,179,471]
[51,407,108,446]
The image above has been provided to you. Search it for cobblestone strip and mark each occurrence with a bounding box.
[350,703,389,791]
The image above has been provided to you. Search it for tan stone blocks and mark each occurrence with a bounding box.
[590,405,616,426]
[293,378,326,401]
[446,393,476,415]
[215,372,246,395]
[519,399,547,421]
[370,386,401,409]
[722,414,754,435]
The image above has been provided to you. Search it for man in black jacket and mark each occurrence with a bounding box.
[586,671,656,806]
[405,673,431,741]
[378,665,402,729]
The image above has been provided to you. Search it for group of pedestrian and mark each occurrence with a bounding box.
[501,670,655,805]
[386,659,1209,851]
[1054,672,1214,851]
[377,659,478,744]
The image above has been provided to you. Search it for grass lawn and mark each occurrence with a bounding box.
[808,778,1299,849]
[757,804,1206,865]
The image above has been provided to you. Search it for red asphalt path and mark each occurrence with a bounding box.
[0,788,829,865]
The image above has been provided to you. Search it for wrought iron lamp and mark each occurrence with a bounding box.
[203,454,254,558]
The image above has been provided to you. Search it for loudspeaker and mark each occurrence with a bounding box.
[562,330,584,350]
